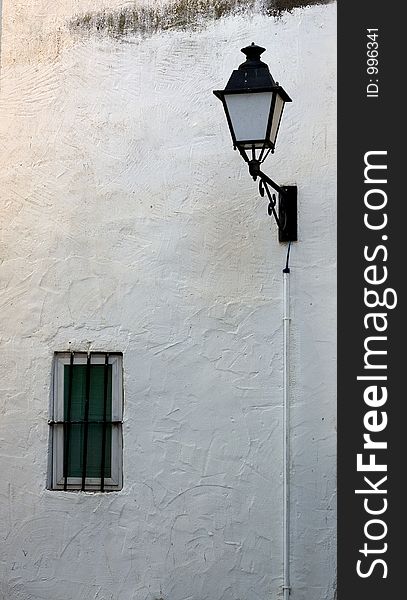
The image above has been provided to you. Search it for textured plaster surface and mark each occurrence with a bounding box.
[0,1,336,599]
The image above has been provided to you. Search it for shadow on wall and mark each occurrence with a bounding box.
[69,0,334,37]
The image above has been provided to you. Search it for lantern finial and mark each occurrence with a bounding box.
[240,43,267,68]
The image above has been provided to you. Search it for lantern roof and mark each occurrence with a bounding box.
[214,43,292,101]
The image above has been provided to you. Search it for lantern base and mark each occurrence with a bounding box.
[279,186,298,243]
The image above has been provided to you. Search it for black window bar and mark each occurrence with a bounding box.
[81,352,91,491]
[63,351,74,491]
[100,352,109,493]
[51,351,122,491]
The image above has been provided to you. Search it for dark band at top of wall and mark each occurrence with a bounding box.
[69,0,334,38]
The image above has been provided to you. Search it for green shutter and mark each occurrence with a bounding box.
[64,365,112,478]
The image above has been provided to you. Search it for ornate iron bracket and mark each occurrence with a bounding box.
[248,160,297,243]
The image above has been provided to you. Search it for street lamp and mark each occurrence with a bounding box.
[214,43,297,242]
[214,43,298,600]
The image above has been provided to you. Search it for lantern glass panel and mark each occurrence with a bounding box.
[225,91,273,147]
[269,92,285,146]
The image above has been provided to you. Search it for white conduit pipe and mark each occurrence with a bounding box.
[282,267,291,600]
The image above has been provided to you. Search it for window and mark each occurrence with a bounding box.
[49,352,123,491]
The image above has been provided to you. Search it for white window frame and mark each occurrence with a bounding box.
[50,352,123,491]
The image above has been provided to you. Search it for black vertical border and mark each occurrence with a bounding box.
[338,1,404,598]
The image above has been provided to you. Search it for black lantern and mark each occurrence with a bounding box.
[213,43,297,243]
[213,43,291,164]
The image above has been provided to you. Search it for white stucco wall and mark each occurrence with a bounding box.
[0,1,336,599]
